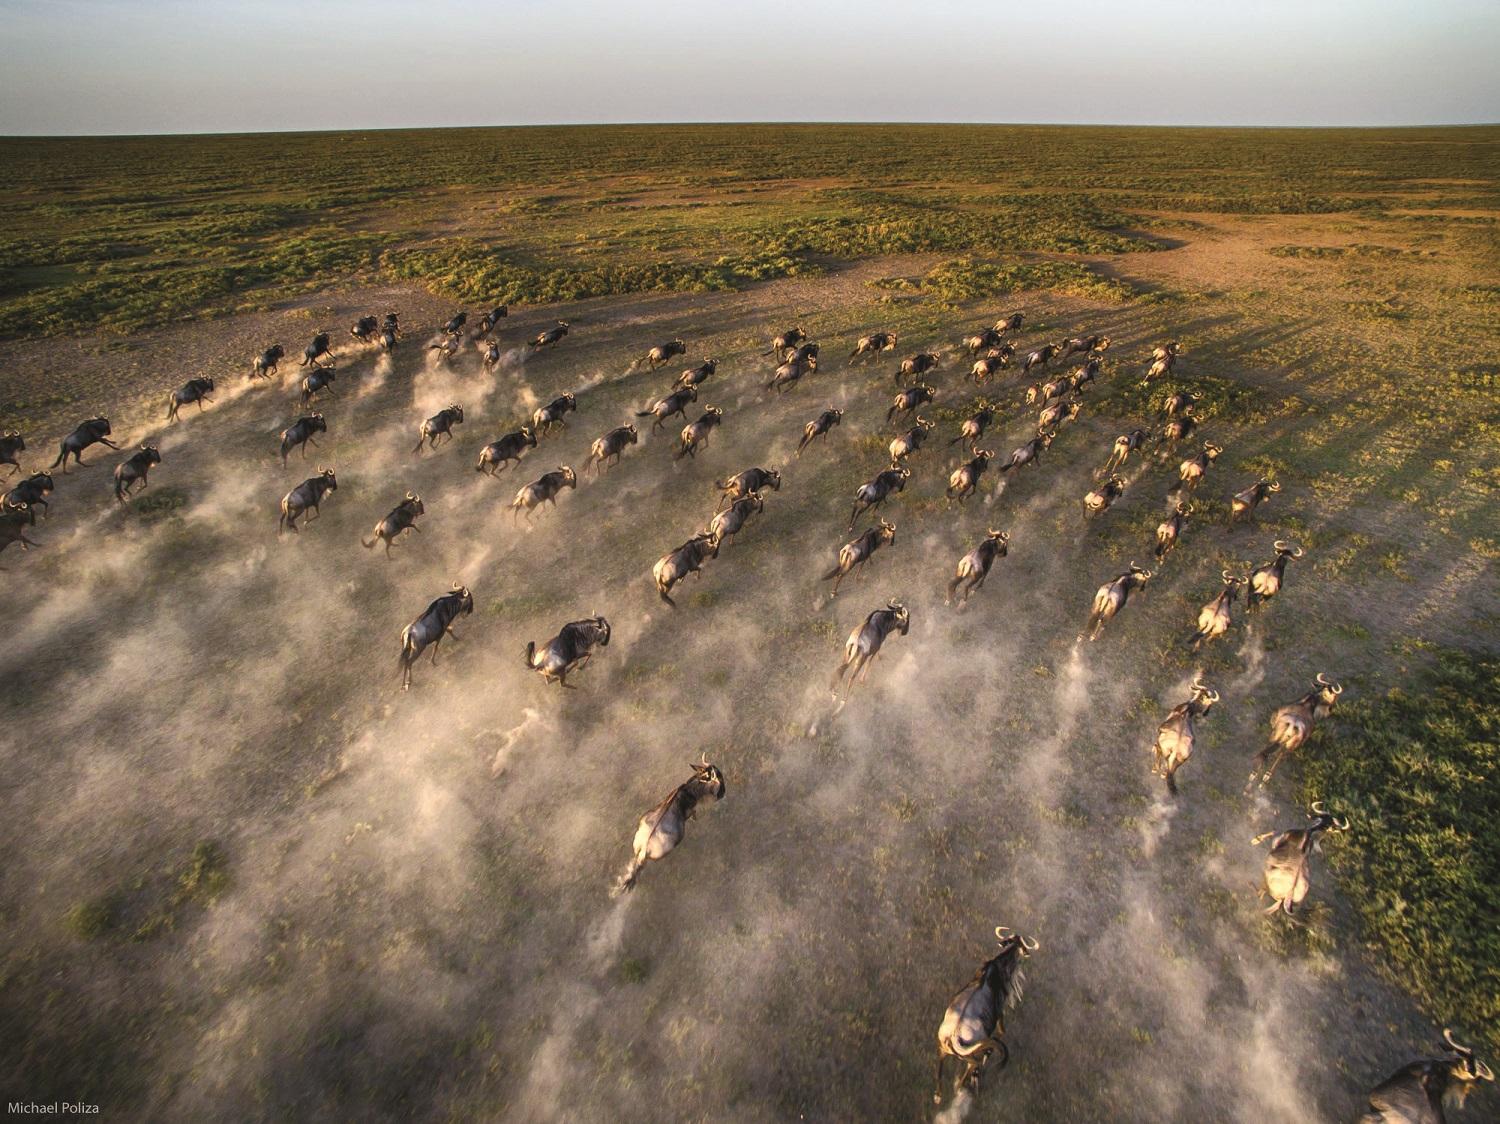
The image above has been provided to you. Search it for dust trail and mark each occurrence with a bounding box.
[934,1088,975,1124]
[1230,629,1267,695]
[1139,792,1179,857]
[357,353,393,399]
[487,706,557,777]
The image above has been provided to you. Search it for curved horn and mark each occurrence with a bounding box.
[1019,934,1040,951]
[1443,1028,1473,1057]
[994,926,1013,941]
[406,490,415,500]
[1291,545,1305,558]
[697,751,711,770]
[1273,540,1288,552]
[1310,800,1328,816]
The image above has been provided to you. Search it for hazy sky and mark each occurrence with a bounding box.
[1,0,1496,135]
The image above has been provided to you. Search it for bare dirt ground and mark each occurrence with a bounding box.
[0,212,1495,1122]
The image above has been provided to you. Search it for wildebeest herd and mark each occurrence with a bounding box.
[2,304,1487,1122]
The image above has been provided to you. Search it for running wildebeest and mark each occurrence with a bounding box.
[1161,389,1200,420]
[1146,341,1181,381]
[1150,676,1219,795]
[652,532,719,607]
[951,402,996,451]
[616,754,726,893]
[969,349,1014,384]
[633,338,686,370]
[397,583,473,691]
[1085,562,1153,641]
[252,344,285,381]
[947,449,994,502]
[1248,540,1303,608]
[785,341,819,367]
[676,358,718,389]
[1154,502,1192,561]
[1230,479,1282,525]
[887,383,936,425]
[111,445,160,502]
[824,519,896,597]
[361,492,424,557]
[932,927,1038,1107]
[1099,429,1149,476]
[1187,568,1248,650]
[849,331,898,363]
[996,428,1055,475]
[797,408,843,456]
[51,417,119,472]
[963,328,1004,355]
[427,336,461,364]
[1069,356,1104,394]
[378,326,398,352]
[584,425,639,474]
[4,472,53,520]
[1169,441,1223,495]
[481,340,502,370]
[166,377,215,421]
[994,312,1024,334]
[1358,1029,1493,1124]
[476,427,537,475]
[1037,373,1072,404]
[442,311,468,337]
[528,321,569,349]
[1157,410,1199,452]
[1247,673,1343,788]
[947,529,1010,605]
[478,305,507,334]
[1083,474,1127,517]
[509,466,576,523]
[889,417,935,462]
[278,467,337,535]
[900,352,940,382]
[1253,801,1349,918]
[300,367,336,405]
[1021,343,1060,375]
[848,463,910,528]
[709,491,765,548]
[766,357,811,394]
[1060,334,1110,359]
[1037,396,1081,432]
[413,404,464,454]
[350,315,379,343]
[0,502,40,556]
[674,406,723,460]
[524,615,611,687]
[278,413,326,467]
[382,312,400,335]
[1,431,25,476]
[301,331,334,368]
[532,392,578,436]
[716,467,781,510]
[636,385,696,431]
[831,599,909,698]
[764,326,805,356]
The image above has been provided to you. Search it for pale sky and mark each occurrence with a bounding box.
[0,0,1496,135]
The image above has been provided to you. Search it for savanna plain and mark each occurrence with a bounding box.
[0,124,1496,1122]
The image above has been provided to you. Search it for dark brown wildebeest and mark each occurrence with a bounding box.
[615,754,726,893]
[947,530,1009,605]
[1357,1029,1492,1124]
[278,468,337,535]
[112,445,161,502]
[797,409,843,456]
[932,927,1038,1107]
[476,427,537,475]
[361,492,425,558]
[51,417,119,472]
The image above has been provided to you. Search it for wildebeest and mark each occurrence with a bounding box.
[674,406,724,460]
[1253,801,1349,918]
[350,315,379,343]
[532,392,578,436]
[1146,341,1181,380]
[1169,441,1223,495]
[887,383,936,425]
[1357,1029,1493,1124]
[950,402,996,451]
[166,377,215,420]
[652,532,718,607]
[300,367,336,405]
[51,417,119,472]
[278,414,326,467]
[478,305,508,334]
[766,357,811,394]
[1099,429,1149,476]
[382,312,400,335]
[636,386,696,431]
[1021,343,1060,375]
[1248,673,1343,788]
[427,336,461,365]
[1083,474,1127,517]
[528,321,569,349]
[301,331,334,368]
[849,463,910,528]
[994,312,1024,334]
[1,431,24,476]
[585,425,639,473]
[900,352,940,383]
[1037,396,1081,431]
[676,358,718,389]
[524,615,611,687]
[716,467,781,510]
[1085,562,1153,641]
[849,331,898,363]
[1187,569,1248,650]
[413,404,464,454]
[1150,677,1219,795]
[509,466,577,523]
[764,326,805,355]
[1154,502,1192,561]
[831,599,909,697]
[1060,334,1110,359]
[476,427,537,475]
[616,754,725,893]
[1248,540,1303,608]
[112,445,161,502]
[252,344,285,380]
[633,338,686,370]
[442,311,468,337]
[797,408,843,456]
[969,349,1014,384]
[278,467,337,534]
[378,326,398,352]
[932,927,1037,1106]
[709,491,765,548]
[1157,410,1199,452]
[947,449,994,502]
[4,472,53,520]
[1069,356,1104,394]
[0,502,40,556]
[481,340,502,370]
[361,492,424,557]
[397,583,473,691]
[996,429,1055,475]
[1161,389,1200,419]
[947,529,1010,605]
[786,341,820,367]
[889,417,935,462]
[1230,478,1281,525]
[963,328,1004,355]
[824,519,896,597]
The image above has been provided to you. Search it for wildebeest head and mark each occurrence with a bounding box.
[887,599,910,634]
[1202,441,1223,462]
[1273,539,1305,561]
[448,404,464,423]
[1437,1028,1495,1100]
[704,405,724,420]
[403,490,423,514]
[140,444,162,466]
[88,417,112,437]
[319,467,338,490]
[560,466,578,488]
[310,413,327,433]
[1313,672,1343,707]
[689,752,727,800]
[1190,676,1220,712]
[987,528,1009,547]
[519,426,536,445]
[590,614,611,646]
[450,583,474,615]
[876,519,896,546]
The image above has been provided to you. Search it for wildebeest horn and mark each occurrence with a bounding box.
[1019,935,1040,951]
[1291,545,1305,558]
[406,491,415,500]
[1443,1028,1473,1057]
[1310,800,1327,816]
[1273,540,1288,552]
[696,751,711,769]
[994,926,1013,940]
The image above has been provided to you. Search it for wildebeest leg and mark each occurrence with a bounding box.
[305,506,320,523]
[1260,745,1292,784]
[933,1052,946,1106]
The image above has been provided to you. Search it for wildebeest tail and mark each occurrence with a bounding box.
[633,407,654,418]
[523,640,536,668]
[612,855,645,896]
[361,531,377,549]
